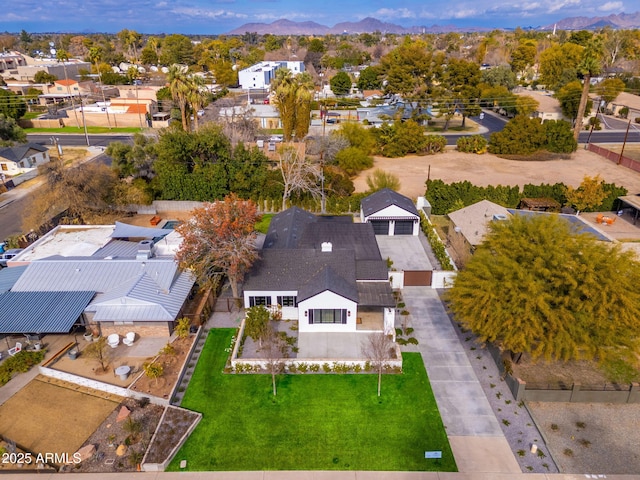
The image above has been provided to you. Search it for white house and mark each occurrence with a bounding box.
[0,143,50,176]
[360,188,420,236]
[238,61,305,90]
[243,207,395,338]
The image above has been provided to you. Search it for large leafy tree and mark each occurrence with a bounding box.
[330,71,352,96]
[176,194,259,298]
[443,58,482,129]
[159,34,195,65]
[538,42,583,90]
[0,89,27,120]
[0,114,27,145]
[447,214,640,362]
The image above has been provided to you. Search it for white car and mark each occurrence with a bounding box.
[269,135,283,143]
[0,249,23,267]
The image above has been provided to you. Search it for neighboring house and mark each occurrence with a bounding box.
[608,91,640,123]
[218,104,282,130]
[514,89,565,122]
[447,200,511,267]
[9,55,90,82]
[0,143,50,175]
[39,79,95,105]
[1,223,195,338]
[243,207,395,340]
[360,188,420,236]
[238,61,305,90]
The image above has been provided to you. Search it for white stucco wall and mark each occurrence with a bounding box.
[243,290,299,320]
[298,290,357,333]
[364,204,419,235]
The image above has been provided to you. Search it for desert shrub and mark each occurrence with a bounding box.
[309,363,320,372]
[335,146,373,176]
[423,135,447,154]
[160,343,176,355]
[457,135,487,154]
[174,317,191,338]
[489,115,546,155]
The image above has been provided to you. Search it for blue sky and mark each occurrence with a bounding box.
[1,0,635,34]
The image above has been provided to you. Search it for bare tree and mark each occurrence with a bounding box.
[362,332,396,397]
[278,145,322,211]
[259,324,290,396]
[83,337,111,372]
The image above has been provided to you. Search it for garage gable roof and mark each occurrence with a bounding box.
[361,188,418,217]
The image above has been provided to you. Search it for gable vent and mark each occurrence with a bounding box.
[321,242,332,252]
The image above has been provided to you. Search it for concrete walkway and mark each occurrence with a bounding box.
[400,286,521,474]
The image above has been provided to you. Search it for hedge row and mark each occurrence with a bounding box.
[419,211,454,271]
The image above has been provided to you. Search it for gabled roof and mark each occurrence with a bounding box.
[361,188,418,217]
[244,248,356,292]
[263,206,318,249]
[0,143,48,163]
[12,258,179,294]
[298,266,358,303]
[298,222,382,261]
[0,291,95,334]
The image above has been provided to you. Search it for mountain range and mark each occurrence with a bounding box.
[226,12,640,35]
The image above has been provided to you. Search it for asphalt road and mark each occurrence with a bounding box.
[0,152,112,241]
[27,134,134,147]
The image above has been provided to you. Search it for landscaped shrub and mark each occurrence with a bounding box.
[0,350,46,386]
[419,211,454,270]
[543,120,577,153]
[456,135,488,154]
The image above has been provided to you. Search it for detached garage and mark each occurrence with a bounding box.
[360,189,420,236]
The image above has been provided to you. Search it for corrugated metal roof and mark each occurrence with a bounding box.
[0,291,95,334]
[0,266,27,293]
[12,258,179,293]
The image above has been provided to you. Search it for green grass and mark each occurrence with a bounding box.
[24,126,142,134]
[168,329,456,472]
[255,213,274,234]
[600,357,640,384]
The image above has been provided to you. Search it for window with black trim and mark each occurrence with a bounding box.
[308,309,347,324]
[277,296,297,307]
[249,296,272,307]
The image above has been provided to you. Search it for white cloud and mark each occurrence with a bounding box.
[449,9,478,19]
[547,0,581,13]
[599,1,623,11]
[372,8,415,19]
[170,7,247,19]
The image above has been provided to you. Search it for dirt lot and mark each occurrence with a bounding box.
[353,148,640,200]
[0,377,118,464]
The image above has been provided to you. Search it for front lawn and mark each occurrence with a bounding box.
[168,328,456,472]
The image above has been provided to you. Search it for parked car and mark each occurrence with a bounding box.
[0,248,23,267]
[269,135,283,143]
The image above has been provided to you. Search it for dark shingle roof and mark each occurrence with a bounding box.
[244,248,356,292]
[263,207,318,249]
[0,143,48,163]
[361,188,419,217]
[357,282,395,307]
[298,222,382,261]
[299,266,358,303]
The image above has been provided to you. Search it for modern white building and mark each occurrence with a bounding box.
[238,61,305,90]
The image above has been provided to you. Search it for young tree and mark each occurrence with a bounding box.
[259,324,289,396]
[447,214,640,362]
[565,174,608,213]
[83,337,111,372]
[277,145,322,211]
[245,306,270,347]
[143,361,164,386]
[362,332,396,396]
[176,194,259,299]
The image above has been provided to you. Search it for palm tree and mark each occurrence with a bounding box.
[167,65,192,131]
[187,75,207,131]
[573,38,603,142]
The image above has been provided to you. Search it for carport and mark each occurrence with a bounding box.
[616,195,640,225]
[0,291,95,335]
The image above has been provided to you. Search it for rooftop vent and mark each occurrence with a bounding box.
[321,241,332,253]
